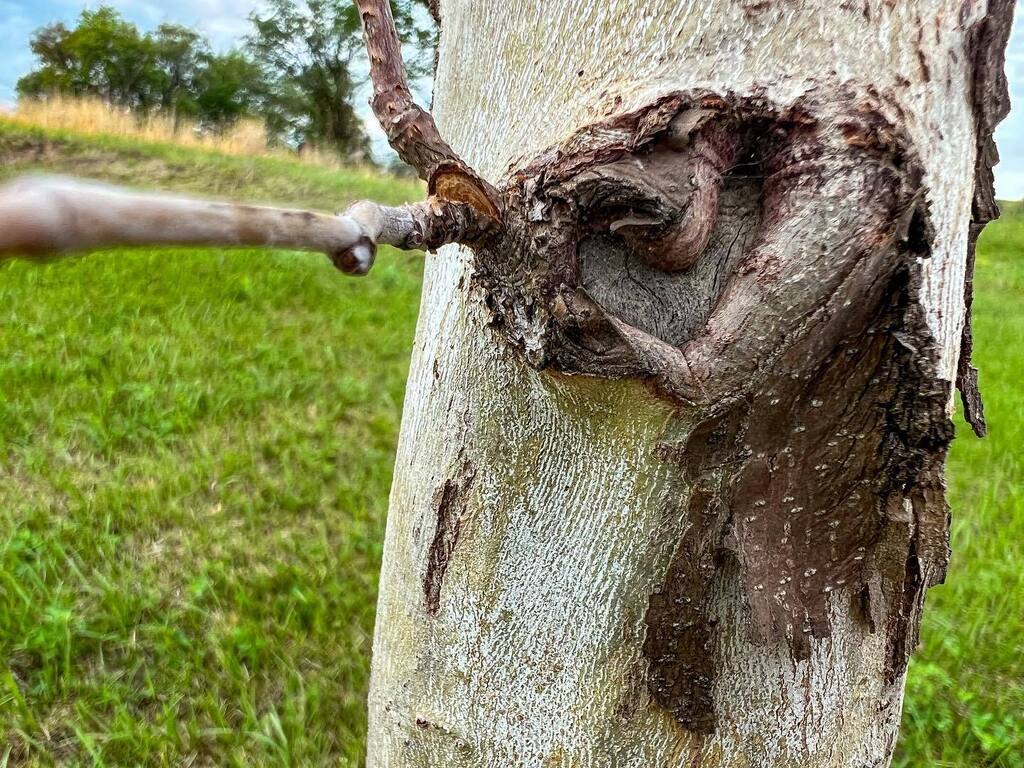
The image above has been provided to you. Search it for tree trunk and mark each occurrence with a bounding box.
[366,1,1014,766]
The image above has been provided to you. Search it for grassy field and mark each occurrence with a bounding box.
[3,97,361,171]
[0,122,1021,767]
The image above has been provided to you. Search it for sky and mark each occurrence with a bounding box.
[1,0,1022,198]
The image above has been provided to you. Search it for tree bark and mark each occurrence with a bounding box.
[366,1,1014,766]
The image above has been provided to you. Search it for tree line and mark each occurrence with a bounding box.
[16,1,433,160]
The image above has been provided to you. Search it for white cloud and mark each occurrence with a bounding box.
[51,0,263,50]
[123,0,261,49]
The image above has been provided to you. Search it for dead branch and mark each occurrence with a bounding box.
[0,176,495,274]
[355,0,501,223]
[0,3,504,272]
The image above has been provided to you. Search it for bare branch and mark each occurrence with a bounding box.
[0,175,495,273]
[355,0,501,223]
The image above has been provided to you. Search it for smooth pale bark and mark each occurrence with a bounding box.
[367,1,1009,766]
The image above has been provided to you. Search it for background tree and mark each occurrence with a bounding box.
[16,7,265,134]
[151,23,205,126]
[246,0,434,158]
[17,8,162,109]
[192,51,266,130]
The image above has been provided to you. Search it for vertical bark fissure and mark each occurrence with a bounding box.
[423,459,476,615]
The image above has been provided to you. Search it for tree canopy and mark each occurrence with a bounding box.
[247,0,434,159]
[16,2,436,159]
[16,8,263,132]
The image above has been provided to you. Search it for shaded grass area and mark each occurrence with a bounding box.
[1,123,1022,766]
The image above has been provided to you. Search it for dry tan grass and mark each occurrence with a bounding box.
[3,96,350,170]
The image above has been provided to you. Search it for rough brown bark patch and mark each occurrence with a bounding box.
[644,409,749,733]
[648,261,953,729]
[423,459,476,614]
[464,88,955,732]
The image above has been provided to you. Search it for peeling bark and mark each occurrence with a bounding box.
[451,89,955,731]
[647,258,953,728]
[956,0,1016,437]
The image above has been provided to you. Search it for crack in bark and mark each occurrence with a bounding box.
[423,459,476,615]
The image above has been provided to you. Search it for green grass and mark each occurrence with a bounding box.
[895,201,1024,768]
[0,123,424,766]
[0,122,1021,766]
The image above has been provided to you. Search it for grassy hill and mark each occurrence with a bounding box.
[1,121,1021,766]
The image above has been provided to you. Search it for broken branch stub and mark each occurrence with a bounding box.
[355,0,502,224]
[0,176,494,271]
